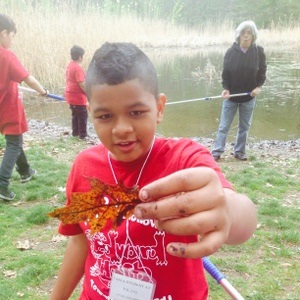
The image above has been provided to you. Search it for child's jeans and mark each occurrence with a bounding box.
[0,134,30,189]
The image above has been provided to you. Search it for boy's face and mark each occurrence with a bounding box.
[88,78,166,162]
[0,30,15,49]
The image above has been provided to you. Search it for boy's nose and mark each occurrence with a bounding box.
[112,118,133,136]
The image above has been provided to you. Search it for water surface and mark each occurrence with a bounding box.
[23,47,300,141]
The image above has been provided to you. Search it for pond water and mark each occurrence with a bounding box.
[23,47,300,142]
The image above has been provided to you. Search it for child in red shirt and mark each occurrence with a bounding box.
[0,14,48,201]
[50,43,257,299]
[65,45,88,139]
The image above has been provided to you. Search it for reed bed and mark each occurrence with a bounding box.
[8,10,300,92]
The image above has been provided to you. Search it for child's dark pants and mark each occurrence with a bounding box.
[70,105,88,139]
[0,134,30,189]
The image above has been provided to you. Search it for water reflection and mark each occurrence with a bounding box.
[23,48,300,141]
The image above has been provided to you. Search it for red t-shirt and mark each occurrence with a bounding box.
[65,61,86,105]
[59,137,232,300]
[0,48,29,134]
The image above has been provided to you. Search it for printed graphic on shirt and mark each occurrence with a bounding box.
[85,216,169,299]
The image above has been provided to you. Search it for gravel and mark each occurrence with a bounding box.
[25,119,300,160]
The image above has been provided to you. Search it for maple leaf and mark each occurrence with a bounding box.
[48,178,141,233]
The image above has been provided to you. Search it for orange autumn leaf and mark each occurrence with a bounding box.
[48,177,141,233]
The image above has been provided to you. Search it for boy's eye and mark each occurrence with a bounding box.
[131,111,143,116]
[98,114,112,120]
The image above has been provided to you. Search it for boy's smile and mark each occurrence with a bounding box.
[88,78,166,162]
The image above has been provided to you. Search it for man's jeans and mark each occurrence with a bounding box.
[212,98,256,156]
[0,134,30,189]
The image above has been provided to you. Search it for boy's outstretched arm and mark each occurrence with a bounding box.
[50,233,88,300]
[23,75,48,96]
[134,167,257,259]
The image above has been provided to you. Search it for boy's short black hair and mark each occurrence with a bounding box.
[85,42,158,100]
[70,45,85,61]
[0,14,17,34]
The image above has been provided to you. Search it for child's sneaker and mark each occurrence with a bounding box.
[0,186,16,201]
[20,169,37,183]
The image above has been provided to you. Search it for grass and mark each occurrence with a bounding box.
[0,6,299,298]
[207,154,300,299]
[0,135,83,299]
[0,134,299,299]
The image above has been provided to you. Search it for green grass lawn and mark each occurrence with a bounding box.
[0,135,299,299]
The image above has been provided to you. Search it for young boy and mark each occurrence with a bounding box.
[0,14,48,201]
[50,43,257,300]
[65,45,88,140]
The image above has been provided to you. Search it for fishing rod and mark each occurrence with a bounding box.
[18,86,65,101]
[166,92,250,106]
[203,257,245,300]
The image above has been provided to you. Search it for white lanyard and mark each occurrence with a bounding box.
[107,137,155,187]
[107,138,157,299]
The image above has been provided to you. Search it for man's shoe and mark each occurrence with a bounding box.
[0,187,16,201]
[234,153,247,161]
[212,155,221,162]
[20,169,37,183]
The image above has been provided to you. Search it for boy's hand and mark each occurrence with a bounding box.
[134,167,232,259]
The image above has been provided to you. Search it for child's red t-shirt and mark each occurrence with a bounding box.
[65,60,86,106]
[0,48,29,134]
[59,137,233,300]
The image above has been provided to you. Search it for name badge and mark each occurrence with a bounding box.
[109,268,156,300]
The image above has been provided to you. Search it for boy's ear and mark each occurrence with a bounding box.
[0,29,7,37]
[156,93,167,124]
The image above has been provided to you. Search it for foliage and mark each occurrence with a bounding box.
[48,178,141,233]
[1,0,299,28]
[0,135,5,148]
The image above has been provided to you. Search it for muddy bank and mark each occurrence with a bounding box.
[25,120,300,159]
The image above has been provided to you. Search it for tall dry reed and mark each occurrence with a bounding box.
[8,10,300,92]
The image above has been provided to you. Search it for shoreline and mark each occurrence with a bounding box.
[25,120,300,160]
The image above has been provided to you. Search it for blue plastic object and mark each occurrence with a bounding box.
[47,93,65,101]
[202,256,225,283]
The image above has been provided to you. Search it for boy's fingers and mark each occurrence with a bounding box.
[134,183,225,220]
[166,231,225,259]
[138,167,219,202]
[155,210,228,236]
